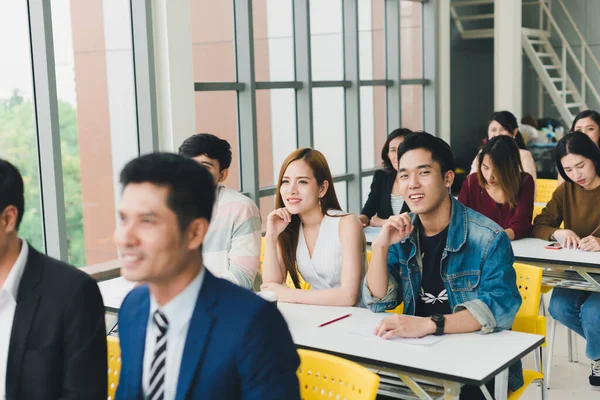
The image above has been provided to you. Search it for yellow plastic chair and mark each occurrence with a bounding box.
[286,272,312,290]
[297,349,380,400]
[107,336,121,400]
[535,179,557,203]
[508,263,547,400]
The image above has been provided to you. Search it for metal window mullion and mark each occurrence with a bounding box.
[194,82,246,91]
[342,0,361,214]
[233,0,260,203]
[293,0,313,149]
[385,0,401,133]
[311,80,352,88]
[423,0,438,135]
[131,0,158,154]
[27,0,68,261]
[255,81,303,90]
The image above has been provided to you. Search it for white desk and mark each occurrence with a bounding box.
[512,238,600,292]
[364,226,382,244]
[278,303,544,400]
[99,277,136,313]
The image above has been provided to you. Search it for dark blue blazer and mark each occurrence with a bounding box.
[115,270,300,400]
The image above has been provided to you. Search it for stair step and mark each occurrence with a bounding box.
[461,29,494,39]
[522,28,551,39]
[566,103,585,109]
[529,40,548,45]
[543,65,560,70]
[550,78,564,82]
[536,53,553,57]
[456,13,494,21]
[452,0,494,7]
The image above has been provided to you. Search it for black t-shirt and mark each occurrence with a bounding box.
[414,226,451,317]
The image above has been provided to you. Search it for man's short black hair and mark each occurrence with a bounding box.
[0,159,25,230]
[178,133,232,171]
[120,153,215,232]
[396,132,456,176]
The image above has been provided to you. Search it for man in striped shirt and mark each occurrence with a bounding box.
[179,134,261,289]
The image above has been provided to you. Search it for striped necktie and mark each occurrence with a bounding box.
[148,310,168,400]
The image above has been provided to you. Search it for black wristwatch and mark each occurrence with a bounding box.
[431,314,445,336]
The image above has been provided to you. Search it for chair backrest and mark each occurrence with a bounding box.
[107,336,121,400]
[260,237,265,270]
[512,263,544,337]
[535,179,558,203]
[366,249,372,264]
[532,205,545,223]
[297,349,380,400]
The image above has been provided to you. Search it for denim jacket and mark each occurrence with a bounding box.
[362,196,524,390]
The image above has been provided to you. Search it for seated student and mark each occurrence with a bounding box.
[458,135,534,240]
[0,159,107,399]
[261,148,364,306]
[359,128,411,227]
[531,132,600,390]
[572,109,600,147]
[114,153,300,400]
[179,133,261,289]
[363,133,523,398]
[558,110,600,184]
[469,111,537,182]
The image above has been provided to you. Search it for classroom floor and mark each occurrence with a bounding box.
[519,312,593,400]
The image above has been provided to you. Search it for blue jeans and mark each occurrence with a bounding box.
[548,288,600,361]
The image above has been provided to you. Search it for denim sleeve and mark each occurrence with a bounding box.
[455,232,522,333]
[362,244,402,313]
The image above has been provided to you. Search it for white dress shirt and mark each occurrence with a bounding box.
[143,268,205,400]
[0,240,29,400]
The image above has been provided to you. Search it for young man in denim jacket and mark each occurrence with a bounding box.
[363,132,523,398]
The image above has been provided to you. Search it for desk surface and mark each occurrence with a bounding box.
[278,303,543,386]
[99,277,135,313]
[512,238,600,269]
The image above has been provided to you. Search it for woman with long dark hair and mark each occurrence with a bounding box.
[261,148,364,306]
[459,135,534,240]
[532,132,600,390]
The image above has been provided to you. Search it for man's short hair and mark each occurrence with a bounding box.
[396,132,456,176]
[178,133,232,172]
[0,159,25,229]
[120,153,215,232]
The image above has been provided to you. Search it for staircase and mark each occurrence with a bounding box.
[450,0,600,125]
[450,0,494,40]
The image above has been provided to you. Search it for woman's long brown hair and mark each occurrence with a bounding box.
[275,148,342,288]
[477,135,523,208]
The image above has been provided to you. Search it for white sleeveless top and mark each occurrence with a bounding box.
[296,211,345,290]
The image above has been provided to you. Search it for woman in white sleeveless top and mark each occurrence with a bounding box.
[261,148,365,306]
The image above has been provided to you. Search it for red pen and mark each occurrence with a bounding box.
[318,313,352,327]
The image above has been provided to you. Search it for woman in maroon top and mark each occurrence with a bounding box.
[458,135,535,240]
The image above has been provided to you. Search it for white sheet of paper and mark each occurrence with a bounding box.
[348,314,443,346]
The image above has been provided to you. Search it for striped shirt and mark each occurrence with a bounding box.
[202,185,261,289]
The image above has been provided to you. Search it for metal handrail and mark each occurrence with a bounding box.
[538,0,600,106]
[556,0,600,71]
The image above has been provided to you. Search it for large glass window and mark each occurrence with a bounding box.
[401,0,423,79]
[253,0,294,82]
[50,0,138,266]
[0,1,44,251]
[310,0,344,81]
[190,0,429,217]
[191,0,236,82]
[256,89,297,187]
